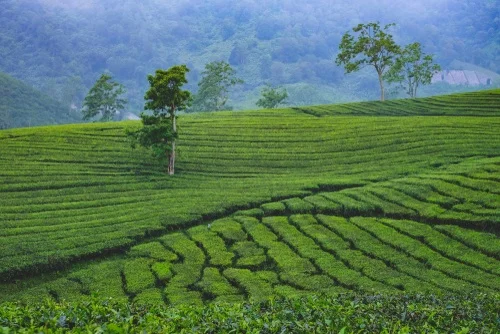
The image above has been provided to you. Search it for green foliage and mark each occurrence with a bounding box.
[223,268,274,302]
[0,90,499,302]
[210,218,247,242]
[159,233,205,266]
[1,293,499,333]
[336,22,400,101]
[233,208,264,218]
[303,195,343,212]
[128,65,191,174]
[1,0,498,112]
[123,258,155,294]
[434,225,500,259]
[82,74,126,121]
[231,241,266,267]
[190,61,243,112]
[128,112,175,163]
[143,66,192,115]
[299,89,500,116]
[381,219,500,275]
[385,42,441,98]
[0,72,80,129]
[151,262,173,282]
[196,267,240,297]
[355,218,499,291]
[133,288,164,305]
[128,242,177,261]
[282,198,314,213]
[67,260,127,302]
[188,226,234,267]
[256,84,288,109]
[231,241,264,258]
[261,202,286,215]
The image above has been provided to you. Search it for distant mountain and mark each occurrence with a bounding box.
[0,0,498,112]
[0,72,80,129]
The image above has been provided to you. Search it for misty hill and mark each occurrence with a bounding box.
[0,0,498,113]
[0,72,80,129]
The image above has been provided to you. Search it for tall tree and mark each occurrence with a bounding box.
[129,65,191,175]
[336,22,400,101]
[190,61,243,112]
[256,84,288,109]
[81,74,126,121]
[385,42,441,98]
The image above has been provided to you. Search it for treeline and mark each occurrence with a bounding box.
[0,0,498,111]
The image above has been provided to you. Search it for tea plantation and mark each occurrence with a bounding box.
[0,90,499,332]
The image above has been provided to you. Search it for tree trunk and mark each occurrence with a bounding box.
[378,72,385,101]
[167,113,176,175]
[168,141,175,175]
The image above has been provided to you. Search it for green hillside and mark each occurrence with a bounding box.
[0,72,81,129]
[1,0,498,110]
[0,90,499,310]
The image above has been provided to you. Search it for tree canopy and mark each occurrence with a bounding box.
[190,61,243,112]
[385,42,441,98]
[336,22,400,101]
[256,84,288,109]
[81,74,126,121]
[129,65,191,175]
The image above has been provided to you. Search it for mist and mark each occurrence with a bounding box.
[1,0,498,111]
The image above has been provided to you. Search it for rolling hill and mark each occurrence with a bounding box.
[0,72,81,129]
[0,90,498,312]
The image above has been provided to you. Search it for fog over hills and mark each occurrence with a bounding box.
[0,71,80,129]
[0,0,498,115]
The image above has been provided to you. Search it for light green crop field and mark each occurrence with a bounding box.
[0,90,499,305]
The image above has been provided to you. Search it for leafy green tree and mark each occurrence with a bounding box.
[256,84,288,109]
[129,65,191,175]
[336,22,400,101]
[385,42,441,98]
[81,74,126,121]
[191,61,243,112]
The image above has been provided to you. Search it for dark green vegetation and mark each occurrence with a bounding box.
[256,84,289,109]
[190,61,243,112]
[0,0,498,113]
[81,74,126,122]
[0,72,80,129]
[0,90,499,309]
[385,42,441,98]
[2,294,498,333]
[129,65,191,175]
[336,22,401,101]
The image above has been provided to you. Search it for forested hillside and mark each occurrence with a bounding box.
[0,0,498,114]
[0,72,80,129]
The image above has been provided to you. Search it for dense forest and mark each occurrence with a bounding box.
[0,0,498,114]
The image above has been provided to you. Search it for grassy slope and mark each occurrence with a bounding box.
[0,72,81,129]
[0,90,499,304]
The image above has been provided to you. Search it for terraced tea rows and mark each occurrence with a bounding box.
[0,90,499,303]
[1,208,498,304]
[299,89,500,116]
